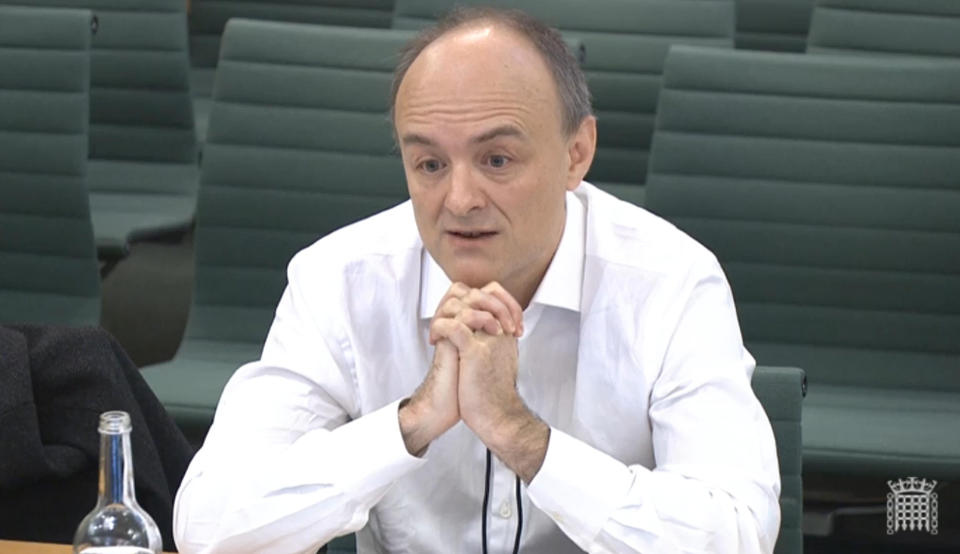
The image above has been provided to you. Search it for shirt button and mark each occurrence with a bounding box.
[498,500,513,519]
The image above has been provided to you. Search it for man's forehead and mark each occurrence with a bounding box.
[401,124,528,147]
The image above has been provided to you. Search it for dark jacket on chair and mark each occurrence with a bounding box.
[0,325,195,551]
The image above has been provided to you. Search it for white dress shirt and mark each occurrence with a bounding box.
[173,182,780,554]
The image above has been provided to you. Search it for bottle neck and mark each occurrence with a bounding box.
[97,429,136,506]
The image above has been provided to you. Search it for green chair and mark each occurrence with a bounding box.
[808,0,960,59]
[392,0,735,205]
[647,46,960,481]
[0,5,100,325]
[735,0,815,52]
[188,0,395,145]
[2,0,199,259]
[141,20,413,439]
[752,366,805,554]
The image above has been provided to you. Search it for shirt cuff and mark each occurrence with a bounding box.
[280,399,426,498]
[526,427,638,544]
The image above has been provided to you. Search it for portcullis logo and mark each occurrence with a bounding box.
[887,477,938,535]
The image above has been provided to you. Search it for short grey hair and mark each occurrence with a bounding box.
[390,6,593,137]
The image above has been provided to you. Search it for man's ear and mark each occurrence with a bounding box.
[565,115,597,191]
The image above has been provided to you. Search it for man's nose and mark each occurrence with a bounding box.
[444,164,485,216]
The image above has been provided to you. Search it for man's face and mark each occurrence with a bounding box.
[395,24,595,305]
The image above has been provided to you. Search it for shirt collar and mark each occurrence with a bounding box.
[419,190,585,318]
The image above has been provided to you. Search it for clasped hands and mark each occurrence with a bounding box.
[399,282,549,482]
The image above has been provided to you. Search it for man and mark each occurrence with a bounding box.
[174,8,780,553]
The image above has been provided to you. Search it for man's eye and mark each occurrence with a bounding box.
[488,155,509,169]
[419,159,443,173]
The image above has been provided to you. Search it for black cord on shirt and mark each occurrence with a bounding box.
[513,475,523,553]
[481,448,524,554]
[482,448,492,554]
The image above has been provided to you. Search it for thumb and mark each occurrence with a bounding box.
[434,339,459,367]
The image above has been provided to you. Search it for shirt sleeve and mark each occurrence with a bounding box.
[527,256,781,554]
[172,254,426,554]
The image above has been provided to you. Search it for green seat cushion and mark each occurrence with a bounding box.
[87,159,199,256]
[141,339,262,430]
[89,192,198,257]
[803,385,960,478]
[752,342,960,480]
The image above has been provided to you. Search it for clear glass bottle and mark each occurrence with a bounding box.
[73,411,161,554]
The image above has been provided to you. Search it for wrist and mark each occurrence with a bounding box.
[480,398,531,449]
[483,405,550,483]
[398,397,433,457]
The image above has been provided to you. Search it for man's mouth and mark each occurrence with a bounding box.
[448,230,497,239]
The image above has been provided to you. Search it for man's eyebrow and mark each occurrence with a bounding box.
[401,133,434,146]
[471,125,525,144]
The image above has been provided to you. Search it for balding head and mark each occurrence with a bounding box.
[396,21,561,140]
[390,7,592,137]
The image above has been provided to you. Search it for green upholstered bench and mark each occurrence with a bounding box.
[392,0,735,205]
[646,45,960,481]
[735,0,815,52]
[188,0,395,145]
[141,20,414,437]
[0,5,100,325]
[808,0,960,59]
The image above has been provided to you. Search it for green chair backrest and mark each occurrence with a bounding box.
[5,0,197,165]
[182,19,411,346]
[189,0,396,70]
[751,366,805,554]
[391,0,735,203]
[808,0,960,59]
[735,0,814,52]
[0,5,100,325]
[646,46,960,392]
